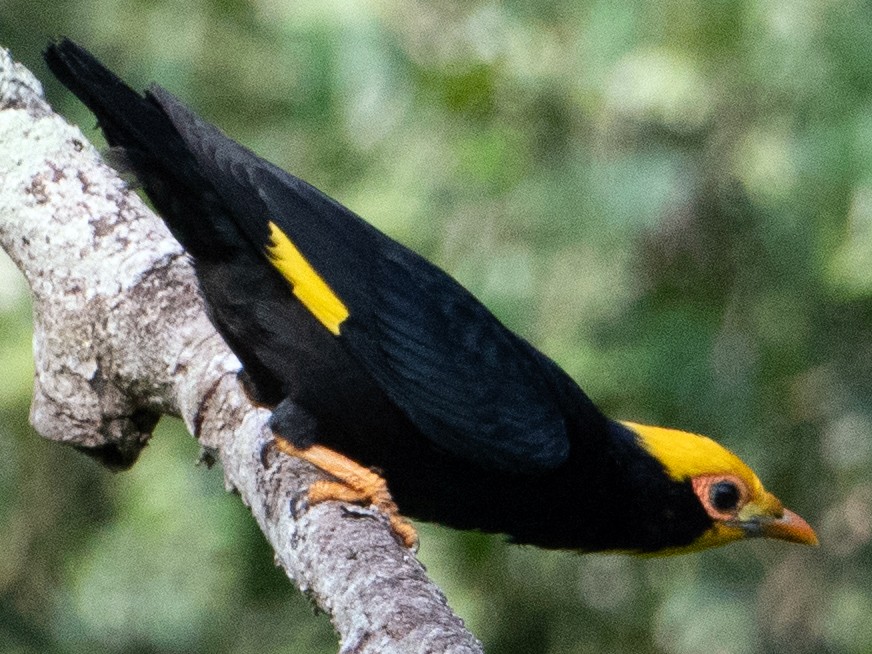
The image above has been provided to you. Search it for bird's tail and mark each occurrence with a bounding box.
[44,38,239,258]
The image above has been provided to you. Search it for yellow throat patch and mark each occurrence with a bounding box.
[265,221,350,335]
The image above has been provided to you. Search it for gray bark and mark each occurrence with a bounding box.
[0,46,482,654]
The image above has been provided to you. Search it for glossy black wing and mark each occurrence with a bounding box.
[152,87,573,474]
[343,235,573,473]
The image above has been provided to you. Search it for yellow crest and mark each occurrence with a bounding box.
[622,421,763,495]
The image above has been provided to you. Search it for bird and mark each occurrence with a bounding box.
[44,39,817,554]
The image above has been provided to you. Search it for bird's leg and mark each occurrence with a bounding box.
[270,439,418,549]
[267,398,418,549]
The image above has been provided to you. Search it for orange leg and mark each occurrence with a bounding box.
[270,438,418,549]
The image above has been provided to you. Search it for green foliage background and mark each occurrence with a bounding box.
[1,1,870,652]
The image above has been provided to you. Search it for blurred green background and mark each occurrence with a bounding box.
[1,1,870,652]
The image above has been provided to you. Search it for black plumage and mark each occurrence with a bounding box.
[44,39,816,554]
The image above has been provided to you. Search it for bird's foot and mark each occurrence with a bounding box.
[270,437,418,550]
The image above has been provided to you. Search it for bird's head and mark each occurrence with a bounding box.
[622,421,818,554]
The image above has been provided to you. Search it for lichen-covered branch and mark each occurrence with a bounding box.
[0,46,482,654]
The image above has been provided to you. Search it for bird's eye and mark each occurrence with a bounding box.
[710,480,741,512]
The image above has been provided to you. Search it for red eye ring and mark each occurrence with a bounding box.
[691,474,749,521]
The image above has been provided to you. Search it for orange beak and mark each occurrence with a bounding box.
[751,507,819,546]
[733,490,818,547]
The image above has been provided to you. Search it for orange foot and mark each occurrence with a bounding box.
[269,438,418,550]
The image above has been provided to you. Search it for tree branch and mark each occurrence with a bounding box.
[0,46,482,654]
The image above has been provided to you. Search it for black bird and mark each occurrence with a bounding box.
[45,39,817,554]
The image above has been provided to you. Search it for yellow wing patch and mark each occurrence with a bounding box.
[265,221,349,335]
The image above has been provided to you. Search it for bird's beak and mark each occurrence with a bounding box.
[742,507,819,545]
[737,493,818,546]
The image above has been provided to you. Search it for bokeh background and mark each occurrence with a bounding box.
[1,1,870,652]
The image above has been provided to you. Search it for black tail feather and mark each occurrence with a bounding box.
[45,39,173,157]
[44,38,241,258]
